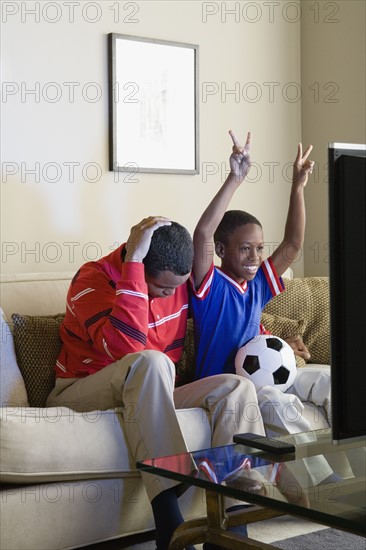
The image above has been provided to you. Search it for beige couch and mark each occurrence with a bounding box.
[0,272,330,550]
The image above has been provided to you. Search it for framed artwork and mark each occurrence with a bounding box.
[108,33,199,174]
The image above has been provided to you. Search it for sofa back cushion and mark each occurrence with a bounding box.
[263,277,330,365]
[0,272,73,319]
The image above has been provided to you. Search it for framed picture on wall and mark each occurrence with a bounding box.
[108,33,199,174]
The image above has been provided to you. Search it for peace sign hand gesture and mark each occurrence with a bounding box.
[229,130,252,183]
[293,143,314,188]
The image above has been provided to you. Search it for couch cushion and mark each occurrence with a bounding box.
[0,407,134,483]
[260,312,307,369]
[176,318,196,386]
[260,312,305,340]
[263,277,330,365]
[0,308,29,407]
[11,313,64,407]
[0,407,211,484]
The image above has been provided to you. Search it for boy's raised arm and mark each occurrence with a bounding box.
[271,143,314,277]
[192,130,252,288]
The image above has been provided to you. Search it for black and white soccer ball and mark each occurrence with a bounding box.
[235,335,297,392]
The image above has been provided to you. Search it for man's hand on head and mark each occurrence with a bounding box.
[125,216,172,263]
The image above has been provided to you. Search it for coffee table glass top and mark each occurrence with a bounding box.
[137,429,366,536]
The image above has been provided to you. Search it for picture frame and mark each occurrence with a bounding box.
[108,33,199,174]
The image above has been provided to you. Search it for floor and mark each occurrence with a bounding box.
[82,531,155,549]
[82,516,328,549]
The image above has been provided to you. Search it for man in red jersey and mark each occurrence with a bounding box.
[47,216,265,550]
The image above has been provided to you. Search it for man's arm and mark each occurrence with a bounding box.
[271,144,314,277]
[192,131,251,288]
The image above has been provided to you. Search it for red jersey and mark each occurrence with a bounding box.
[56,245,189,378]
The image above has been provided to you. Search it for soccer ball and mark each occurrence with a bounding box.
[235,335,297,392]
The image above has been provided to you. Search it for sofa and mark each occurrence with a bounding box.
[0,271,331,550]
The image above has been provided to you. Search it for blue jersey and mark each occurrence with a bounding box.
[190,258,284,379]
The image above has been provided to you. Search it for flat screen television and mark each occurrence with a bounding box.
[328,142,366,443]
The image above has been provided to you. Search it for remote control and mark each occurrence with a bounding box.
[233,433,295,454]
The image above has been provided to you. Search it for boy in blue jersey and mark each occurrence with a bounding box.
[190,131,332,436]
[191,130,313,374]
[189,133,340,550]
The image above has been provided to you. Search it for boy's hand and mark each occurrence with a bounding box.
[293,143,314,188]
[229,130,251,182]
[125,216,172,263]
[285,335,311,362]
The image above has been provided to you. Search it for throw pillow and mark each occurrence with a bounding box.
[260,312,306,369]
[263,277,330,365]
[11,313,65,407]
[260,312,305,340]
[176,318,196,386]
[301,277,330,365]
[0,307,29,406]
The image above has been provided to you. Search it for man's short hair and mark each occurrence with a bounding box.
[143,222,193,277]
[214,210,262,244]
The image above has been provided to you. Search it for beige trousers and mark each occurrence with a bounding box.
[46,350,264,501]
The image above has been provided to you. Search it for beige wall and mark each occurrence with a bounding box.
[301,0,366,275]
[1,1,364,277]
[1,0,302,274]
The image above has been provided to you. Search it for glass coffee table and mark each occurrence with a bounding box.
[137,429,366,550]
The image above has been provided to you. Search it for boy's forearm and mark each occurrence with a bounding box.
[271,143,312,276]
[283,142,312,249]
[283,184,306,252]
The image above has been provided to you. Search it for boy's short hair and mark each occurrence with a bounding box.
[214,210,262,244]
[143,222,193,277]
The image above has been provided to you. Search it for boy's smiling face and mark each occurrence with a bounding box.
[216,223,264,284]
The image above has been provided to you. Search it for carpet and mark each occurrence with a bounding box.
[99,516,365,549]
[123,526,366,549]
[272,527,366,549]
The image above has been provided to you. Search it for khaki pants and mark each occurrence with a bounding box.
[47,350,264,501]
